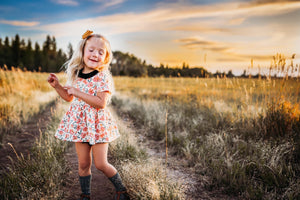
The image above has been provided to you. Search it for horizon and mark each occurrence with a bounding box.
[1,0,300,75]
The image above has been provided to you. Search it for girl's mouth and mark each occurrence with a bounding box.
[89,59,98,62]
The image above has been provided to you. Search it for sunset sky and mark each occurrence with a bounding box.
[1,0,300,75]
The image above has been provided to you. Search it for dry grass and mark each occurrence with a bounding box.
[0,68,71,199]
[1,68,299,199]
[0,101,70,200]
[0,67,66,143]
[112,76,300,199]
[114,76,300,119]
[109,109,183,199]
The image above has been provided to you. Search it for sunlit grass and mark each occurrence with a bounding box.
[109,109,183,199]
[114,76,300,118]
[112,76,300,199]
[0,67,66,143]
[0,101,70,200]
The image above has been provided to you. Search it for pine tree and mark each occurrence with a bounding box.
[24,39,34,71]
[0,38,4,67]
[42,35,51,72]
[67,43,74,59]
[34,42,42,71]
[12,34,21,67]
[4,37,12,69]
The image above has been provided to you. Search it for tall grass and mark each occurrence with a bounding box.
[114,77,300,118]
[0,101,70,199]
[109,109,183,199]
[112,76,300,199]
[0,68,71,199]
[0,67,65,143]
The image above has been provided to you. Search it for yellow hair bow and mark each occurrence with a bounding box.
[82,30,93,39]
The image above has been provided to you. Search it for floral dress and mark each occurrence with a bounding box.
[55,69,120,145]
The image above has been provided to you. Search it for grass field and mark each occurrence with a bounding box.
[113,76,300,199]
[0,69,182,199]
[0,67,63,143]
[0,68,70,199]
[0,68,299,199]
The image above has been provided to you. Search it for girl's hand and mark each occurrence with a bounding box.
[47,73,59,88]
[64,86,79,96]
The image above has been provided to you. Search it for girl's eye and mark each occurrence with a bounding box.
[99,51,104,55]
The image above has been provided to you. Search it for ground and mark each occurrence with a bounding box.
[0,101,237,200]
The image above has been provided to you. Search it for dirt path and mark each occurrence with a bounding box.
[112,108,237,200]
[0,101,56,175]
[62,144,115,200]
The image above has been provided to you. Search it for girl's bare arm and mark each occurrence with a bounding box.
[64,86,108,109]
[54,84,74,102]
[48,73,74,102]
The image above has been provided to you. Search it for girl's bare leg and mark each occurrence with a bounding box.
[75,142,92,176]
[92,143,129,199]
[92,143,117,177]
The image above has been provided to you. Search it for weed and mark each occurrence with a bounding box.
[0,102,70,200]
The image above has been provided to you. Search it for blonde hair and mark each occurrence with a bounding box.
[65,34,113,85]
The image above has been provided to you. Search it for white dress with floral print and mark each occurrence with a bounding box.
[55,69,120,145]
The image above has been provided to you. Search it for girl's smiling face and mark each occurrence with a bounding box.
[83,37,107,72]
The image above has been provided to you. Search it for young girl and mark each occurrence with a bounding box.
[47,30,130,200]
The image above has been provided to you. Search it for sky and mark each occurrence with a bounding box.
[1,0,300,75]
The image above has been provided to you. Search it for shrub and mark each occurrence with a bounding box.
[258,97,300,140]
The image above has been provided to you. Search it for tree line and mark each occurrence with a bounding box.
[111,51,211,77]
[0,34,212,77]
[0,34,71,72]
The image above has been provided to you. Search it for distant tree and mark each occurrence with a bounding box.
[56,49,67,72]
[0,38,4,67]
[241,70,247,78]
[3,37,12,69]
[34,42,43,71]
[12,34,21,67]
[226,70,234,78]
[42,35,51,71]
[24,39,34,71]
[67,43,74,59]
[111,51,147,77]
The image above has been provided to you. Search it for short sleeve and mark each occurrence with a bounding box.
[96,70,114,94]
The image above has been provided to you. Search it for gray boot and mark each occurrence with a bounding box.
[108,172,130,200]
[79,175,91,200]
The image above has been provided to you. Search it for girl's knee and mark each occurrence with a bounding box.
[94,162,109,171]
[78,160,92,171]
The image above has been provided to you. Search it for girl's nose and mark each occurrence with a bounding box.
[92,51,98,58]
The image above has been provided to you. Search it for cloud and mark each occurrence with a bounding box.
[33,0,300,37]
[51,0,79,6]
[90,0,125,10]
[102,0,125,8]
[248,0,300,5]
[26,0,299,67]
[167,25,231,33]
[229,17,246,25]
[175,37,231,51]
[0,19,39,27]
[155,0,300,22]
[175,36,276,62]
